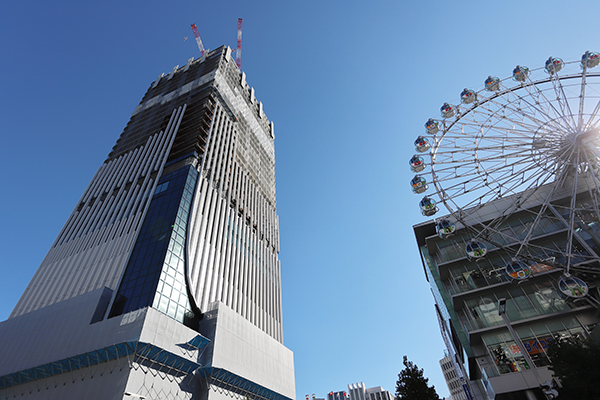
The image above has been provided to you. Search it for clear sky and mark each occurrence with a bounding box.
[2,1,600,399]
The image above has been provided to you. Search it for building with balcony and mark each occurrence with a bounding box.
[414,182,600,400]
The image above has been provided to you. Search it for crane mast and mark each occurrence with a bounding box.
[190,24,206,56]
[236,18,242,69]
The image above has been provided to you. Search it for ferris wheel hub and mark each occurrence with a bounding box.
[568,129,595,144]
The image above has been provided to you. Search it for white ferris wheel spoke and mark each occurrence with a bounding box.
[581,150,600,224]
[578,65,589,131]
[564,150,582,274]
[584,94,600,131]
[552,74,578,132]
[417,54,600,275]
[520,76,574,130]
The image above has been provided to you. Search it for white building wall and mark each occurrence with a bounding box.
[200,301,295,399]
[10,107,186,318]
[440,355,467,400]
[186,64,283,342]
[348,382,367,400]
[0,288,210,400]
[348,383,393,400]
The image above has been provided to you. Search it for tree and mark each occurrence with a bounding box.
[395,355,440,400]
[546,334,600,400]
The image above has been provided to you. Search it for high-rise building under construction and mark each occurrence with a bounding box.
[0,45,295,400]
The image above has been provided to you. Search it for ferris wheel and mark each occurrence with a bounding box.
[411,51,600,301]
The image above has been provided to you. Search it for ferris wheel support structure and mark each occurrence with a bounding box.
[411,52,600,302]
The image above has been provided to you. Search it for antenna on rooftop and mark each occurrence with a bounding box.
[236,18,243,69]
[190,23,207,56]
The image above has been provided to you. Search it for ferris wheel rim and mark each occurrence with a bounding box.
[414,53,600,276]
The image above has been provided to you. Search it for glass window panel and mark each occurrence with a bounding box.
[174,234,183,245]
[167,300,177,318]
[151,252,164,265]
[132,284,143,298]
[142,272,155,284]
[508,285,538,319]
[172,242,183,258]
[165,275,174,286]
[488,342,529,374]
[137,293,150,309]
[129,296,140,310]
[480,263,506,285]
[482,331,512,346]
[179,292,188,305]
[524,321,551,337]
[528,282,555,313]
[477,296,503,327]
[470,268,488,288]
[501,290,523,321]
[562,315,582,329]
[162,284,172,298]
[163,252,172,266]
[175,306,184,322]
[158,295,169,313]
[141,281,154,296]
[175,258,184,271]
[174,280,183,292]
[545,319,567,333]
[129,269,140,280]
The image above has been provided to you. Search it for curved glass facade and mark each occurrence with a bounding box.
[110,165,199,327]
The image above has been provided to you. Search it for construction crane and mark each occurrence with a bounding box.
[236,18,242,69]
[190,24,206,56]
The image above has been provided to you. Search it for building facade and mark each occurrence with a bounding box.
[327,390,347,400]
[347,382,393,400]
[414,182,600,400]
[0,46,295,400]
[440,353,467,400]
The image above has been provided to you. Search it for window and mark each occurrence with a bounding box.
[154,181,169,196]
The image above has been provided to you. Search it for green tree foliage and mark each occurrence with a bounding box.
[395,356,440,400]
[546,335,600,400]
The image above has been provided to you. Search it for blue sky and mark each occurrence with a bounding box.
[2,1,600,399]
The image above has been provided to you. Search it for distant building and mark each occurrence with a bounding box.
[347,382,394,400]
[440,353,468,400]
[328,390,348,400]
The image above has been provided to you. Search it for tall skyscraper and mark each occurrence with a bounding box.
[0,46,295,400]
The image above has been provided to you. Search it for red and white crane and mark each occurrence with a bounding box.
[190,20,243,68]
[190,24,206,56]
